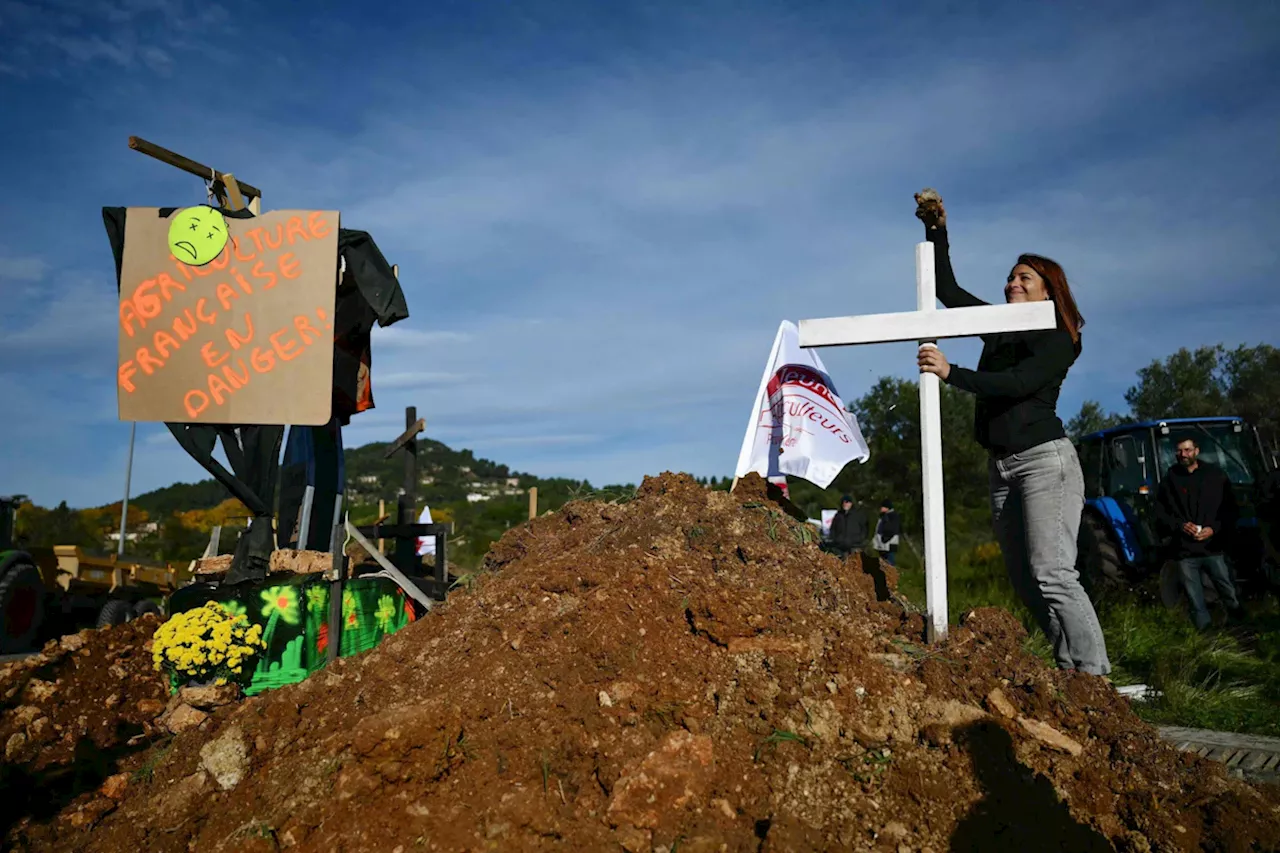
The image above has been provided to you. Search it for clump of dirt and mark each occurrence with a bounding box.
[7,472,1280,852]
[0,616,176,841]
[1,617,168,771]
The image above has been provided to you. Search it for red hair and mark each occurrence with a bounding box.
[1014,254,1084,344]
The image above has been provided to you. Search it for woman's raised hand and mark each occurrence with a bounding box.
[914,188,946,230]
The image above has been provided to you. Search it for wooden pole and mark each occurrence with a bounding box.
[377,499,386,554]
[127,136,263,200]
[528,487,538,520]
[393,406,418,571]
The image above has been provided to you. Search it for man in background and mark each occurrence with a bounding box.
[828,495,867,560]
[872,499,901,566]
[1260,465,1280,589]
[1155,434,1244,630]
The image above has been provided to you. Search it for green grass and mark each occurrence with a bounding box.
[895,543,1280,736]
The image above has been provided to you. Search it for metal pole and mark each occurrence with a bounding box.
[117,422,136,558]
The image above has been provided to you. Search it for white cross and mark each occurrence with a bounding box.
[798,241,1057,642]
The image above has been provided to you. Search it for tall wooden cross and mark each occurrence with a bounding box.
[798,241,1057,642]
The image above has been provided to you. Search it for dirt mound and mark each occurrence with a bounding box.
[6,472,1280,852]
[0,616,175,837]
[1,618,168,769]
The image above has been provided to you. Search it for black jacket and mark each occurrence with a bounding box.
[1154,462,1238,558]
[874,510,901,547]
[830,507,868,550]
[926,226,1079,456]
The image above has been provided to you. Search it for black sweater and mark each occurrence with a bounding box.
[1155,462,1238,557]
[926,226,1080,456]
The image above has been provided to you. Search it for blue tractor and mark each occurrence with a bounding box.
[1074,417,1278,607]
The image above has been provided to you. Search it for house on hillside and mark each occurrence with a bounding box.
[505,477,520,487]
[466,493,491,503]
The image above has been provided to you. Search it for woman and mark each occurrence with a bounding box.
[913,189,1110,676]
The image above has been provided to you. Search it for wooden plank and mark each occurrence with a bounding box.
[221,172,247,211]
[356,523,453,539]
[1243,751,1271,770]
[127,136,262,199]
[384,418,426,459]
[798,300,1057,348]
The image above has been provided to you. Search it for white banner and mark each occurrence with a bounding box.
[416,504,436,556]
[734,321,870,489]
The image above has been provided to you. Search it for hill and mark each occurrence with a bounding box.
[99,437,639,568]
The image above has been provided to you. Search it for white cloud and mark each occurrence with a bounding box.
[0,254,49,282]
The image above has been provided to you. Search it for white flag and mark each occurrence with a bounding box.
[734,320,869,489]
[416,504,436,556]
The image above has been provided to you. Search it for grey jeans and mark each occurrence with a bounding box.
[989,437,1111,675]
[1178,555,1240,630]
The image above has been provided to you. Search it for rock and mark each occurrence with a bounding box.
[154,771,209,825]
[606,730,714,829]
[615,825,651,853]
[25,679,55,702]
[137,698,166,717]
[676,836,726,853]
[163,704,209,734]
[712,798,736,820]
[5,731,28,761]
[179,683,243,711]
[1017,717,1084,756]
[598,690,613,708]
[100,772,130,800]
[727,636,811,656]
[59,631,87,652]
[11,705,42,727]
[870,652,911,671]
[607,681,640,702]
[200,725,250,790]
[985,688,1017,719]
[67,797,115,829]
[28,716,52,741]
[108,664,127,680]
[881,820,909,841]
[925,699,987,728]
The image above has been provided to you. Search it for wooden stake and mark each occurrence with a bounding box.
[528,487,538,520]
[221,172,247,211]
[378,499,386,554]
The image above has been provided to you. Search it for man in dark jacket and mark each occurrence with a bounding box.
[828,496,868,559]
[1155,434,1244,630]
[1260,466,1280,588]
[872,500,902,566]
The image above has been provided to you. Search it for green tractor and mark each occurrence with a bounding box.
[0,495,46,654]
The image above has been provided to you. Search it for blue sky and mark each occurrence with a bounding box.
[1,0,1277,509]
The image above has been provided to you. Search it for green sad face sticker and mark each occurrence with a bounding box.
[168,205,229,266]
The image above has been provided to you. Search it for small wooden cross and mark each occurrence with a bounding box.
[798,242,1057,641]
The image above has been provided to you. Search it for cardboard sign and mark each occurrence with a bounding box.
[117,209,339,425]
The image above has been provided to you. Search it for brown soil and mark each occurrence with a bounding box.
[5,472,1279,852]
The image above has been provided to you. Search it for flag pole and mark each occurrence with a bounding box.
[117,421,136,558]
[732,322,787,493]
